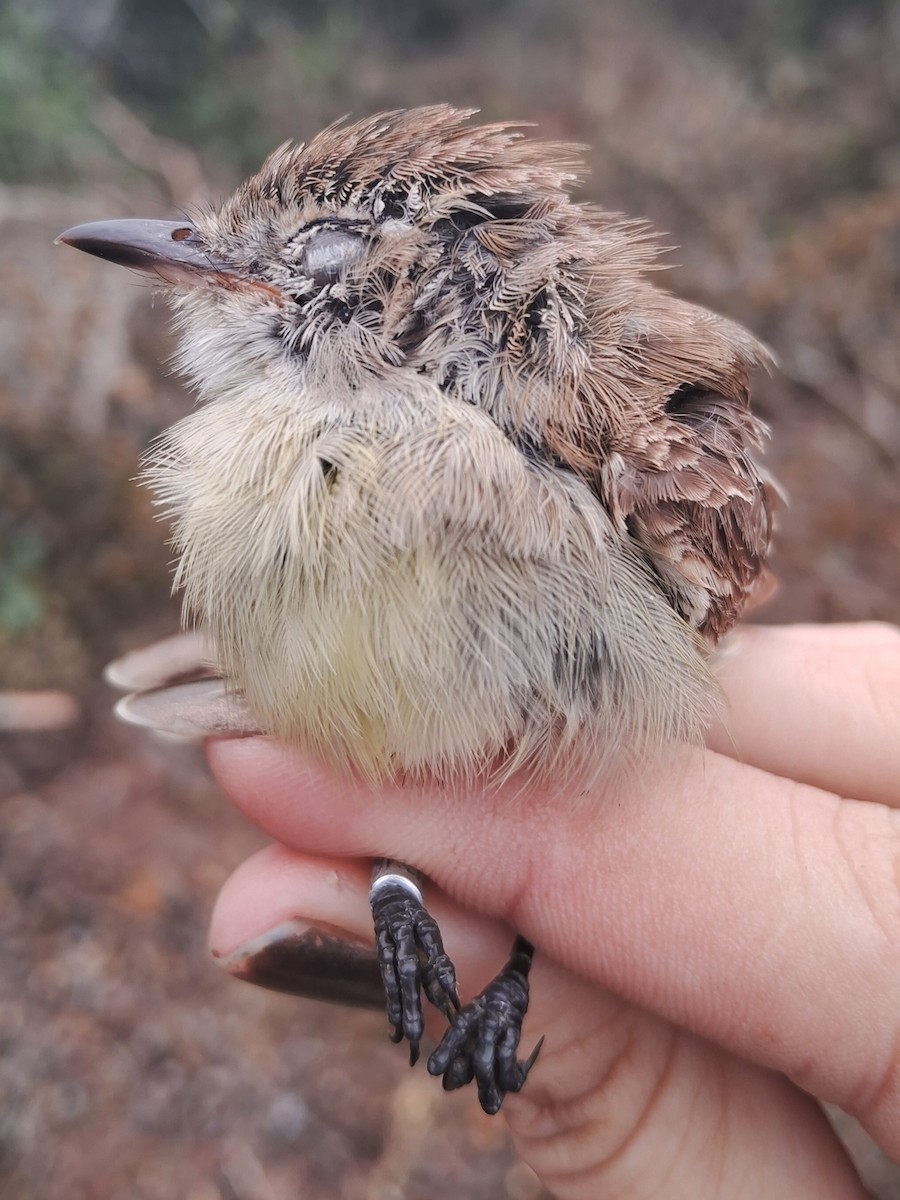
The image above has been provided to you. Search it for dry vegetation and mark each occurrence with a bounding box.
[1,2,899,1197]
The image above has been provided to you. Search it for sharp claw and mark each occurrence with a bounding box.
[523,1035,544,1075]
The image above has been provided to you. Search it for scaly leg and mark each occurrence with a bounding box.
[369,858,460,1065]
[369,861,542,1112]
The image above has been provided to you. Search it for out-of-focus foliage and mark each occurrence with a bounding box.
[8,0,895,185]
[0,530,45,635]
[0,6,110,182]
[655,0,891,58]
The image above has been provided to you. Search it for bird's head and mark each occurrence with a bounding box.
[57,106,602,407]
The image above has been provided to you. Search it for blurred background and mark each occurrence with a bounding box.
[2,1,900,1197]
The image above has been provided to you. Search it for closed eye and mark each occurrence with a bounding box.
[301,228,366,286]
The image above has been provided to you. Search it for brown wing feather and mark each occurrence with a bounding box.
[507,269,776,641]
[616,385,776,639]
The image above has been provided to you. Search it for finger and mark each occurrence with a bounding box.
[209,846,514,1014]
[111,624,900,806]
[210,846,865,1199]
[208,736,900,1158]
[707,622,900,806]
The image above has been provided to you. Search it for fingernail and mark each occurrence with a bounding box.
[114,680,260,740]
[214,919,384,1010]
[104,631,214,691]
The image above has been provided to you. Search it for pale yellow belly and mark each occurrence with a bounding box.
[147,381,715,782]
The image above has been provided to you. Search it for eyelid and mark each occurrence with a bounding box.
[301,229,366,283]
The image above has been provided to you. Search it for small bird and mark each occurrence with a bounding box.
[58,105,774,1114]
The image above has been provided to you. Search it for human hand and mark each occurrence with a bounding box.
[207,623,900,1198]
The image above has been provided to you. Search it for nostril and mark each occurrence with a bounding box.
[171,227,194,242]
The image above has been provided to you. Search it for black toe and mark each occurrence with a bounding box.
[370,875,460,1063]
[427,936,540,1114]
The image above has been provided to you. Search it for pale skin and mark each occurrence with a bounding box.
[207,622,900,1198]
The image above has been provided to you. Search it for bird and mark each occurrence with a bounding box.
[57,104,774,1115]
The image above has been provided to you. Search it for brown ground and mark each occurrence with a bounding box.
[2,5,900,1197]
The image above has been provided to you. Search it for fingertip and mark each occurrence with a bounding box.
[206,736,365,849]
[208,844,374,958]
[206,734,296,792]
[709,622,900,804]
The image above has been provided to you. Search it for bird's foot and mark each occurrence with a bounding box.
[369,869,460,1066]
[428,935,542,1114]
